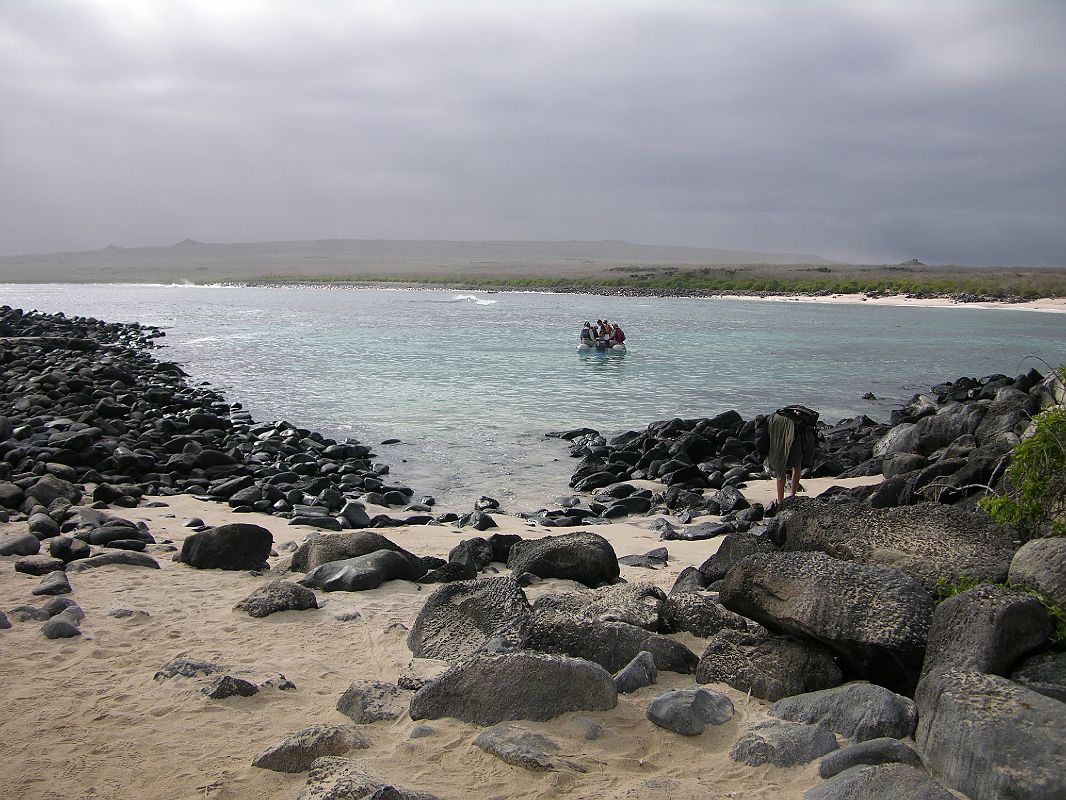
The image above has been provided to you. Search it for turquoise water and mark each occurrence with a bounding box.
[3,284,1064,509]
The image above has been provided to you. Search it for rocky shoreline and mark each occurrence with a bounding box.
[2,305,1064,800]
[227,279,1041,305]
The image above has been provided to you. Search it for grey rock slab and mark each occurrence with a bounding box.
[235,579,319,617]
[203,675,259,698]
[921,583,1051,678]
[915,667,1066,800]
[406,576,532,663]
[66,551,160,572]
[41,612,81,639]
[409,651,617,725]
[807,764,955,800]
[15,554,66,576]
[298,550,423,592]
[252,724,371,773]
[613,650,657,694]
[817,738,923,779]
[31,570,72,596]
[769,682,917,742]
[661,591,751,638]
[0,531,41,556]
[645,687,734,735]
[473,725,562,772]
[524,612,698,675]
[733,721,840,772]
[154,657,225,680]
[507,531,619,588]
[770,497,1017,592]
[730,719,839,767]
[291,531,421,573]
[720,551,933,694]
[336,680,411,724]
[297,757,384,800]
[696,630,842,702]
[1010,650,1066,703]
[581,582,666,631]
[1009,536,1066,609]
[176,523,272,570]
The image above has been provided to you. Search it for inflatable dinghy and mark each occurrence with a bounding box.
[578,342,626,354]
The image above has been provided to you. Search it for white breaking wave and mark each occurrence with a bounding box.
[449,294,497,305]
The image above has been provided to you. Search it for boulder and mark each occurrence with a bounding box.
[696,630,842,701]
[291,531,420,573]
[874,403,985,457]
[817,739,923,780]
[23,474,82,507]
[406,576,532,663]
[769,498,1017,592]
[66,551,160,572]
[448,537,494,572]
[409,652,617,725]
[698,531,778,582]
[581,582,665,631]
[176,523,272,570]
[661,592,750,638]
[297,758,384,800]
[769,682,916,741]
[720,551,934,694]
[915,667,1066,800]
[807,764,955,800]
[15,554,66,575]
[730,719,838,767]
[473,725,564,772]
[336,680,410,723]
[612,651,657,694]
[507,531,619,588]
[31,570,72,596]
[0,531,41,557]
[645,688,734,735]
[1008,536,1066,609]
[920,584,1051,678]
[203,675,258,699]
[252,725,371,773]
[524,612,698,675]
[1010,650,1066,702]
[235,580,319,617]
[298,550,422,592]
[41,609,82,639]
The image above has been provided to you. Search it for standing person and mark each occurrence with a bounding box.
[612,323,625,345]
[766,405,819,504]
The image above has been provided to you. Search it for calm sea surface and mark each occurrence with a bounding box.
[3,284,1064,509]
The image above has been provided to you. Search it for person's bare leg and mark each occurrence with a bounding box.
[776,476,786,504]
[790,467,801,497]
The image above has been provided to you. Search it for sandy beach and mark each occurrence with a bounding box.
[1,475,881,800]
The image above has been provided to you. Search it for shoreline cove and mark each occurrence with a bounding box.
[1,305,1063,800]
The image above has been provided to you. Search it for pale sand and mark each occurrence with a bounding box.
[737,292,1066,313]
[0,475,879,800]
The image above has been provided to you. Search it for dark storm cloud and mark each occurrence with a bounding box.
[1,1,1064,264]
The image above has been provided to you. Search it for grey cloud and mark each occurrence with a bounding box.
[1,1,1064,265]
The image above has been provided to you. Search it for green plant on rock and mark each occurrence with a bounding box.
[978,381,1066,541]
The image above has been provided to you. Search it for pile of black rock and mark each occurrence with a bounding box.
[0,305,428,532]
[536,365,1058,538]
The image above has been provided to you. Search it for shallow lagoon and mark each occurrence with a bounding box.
[3,284,1064,508]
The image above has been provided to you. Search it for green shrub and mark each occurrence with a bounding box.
[979,393,1066,541]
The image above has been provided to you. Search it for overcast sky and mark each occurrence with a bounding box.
[1,1,1064,265]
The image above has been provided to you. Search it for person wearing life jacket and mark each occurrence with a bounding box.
[579,322,595,346]
[612,324,625,345]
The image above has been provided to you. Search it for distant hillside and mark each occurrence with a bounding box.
[0,238,836,283]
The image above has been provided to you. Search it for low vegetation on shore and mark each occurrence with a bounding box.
[248,263,1066,301]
